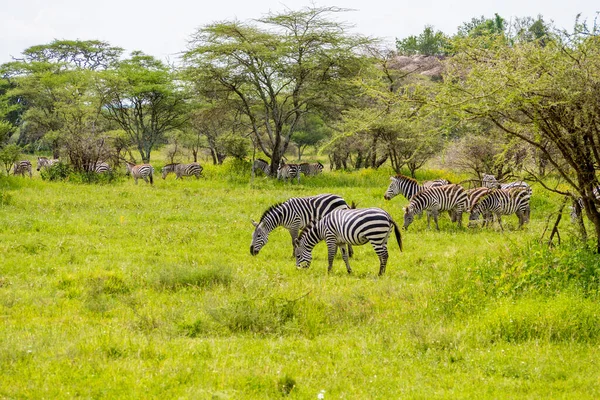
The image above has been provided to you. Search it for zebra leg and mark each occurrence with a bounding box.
[348,244,354,258]
[134,177,138,184]
[455,210,463,228]
[374,245,389,276]
[326,237,337,273]
[432,210,440,230]
[496,214,504,231]
[340,245,352,274]
[289,228,299,258]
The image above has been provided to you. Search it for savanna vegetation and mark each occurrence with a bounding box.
[1,5,600,398]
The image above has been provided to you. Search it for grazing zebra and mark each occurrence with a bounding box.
[13,160,32,177]
[294,208,402,276]
[482,174,532,194]
[161,162,203,179]
[384,174,450,201]
[403,184,469,230]
[299,162,324,176]
[250,193,350,257]
[252,158,271,177]
[469,188,531,230]
[450,187,491,224]
[125,162,154,185]
[36,157,59,171]
[277,162,301,183]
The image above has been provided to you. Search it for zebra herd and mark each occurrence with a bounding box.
[249,174,533,275]
[10,158,203,185]
[252,158,324,182]
[385,174,532,231]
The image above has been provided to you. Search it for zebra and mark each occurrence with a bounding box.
[570,186,600,221]
[86,161,111,174]
[125,162,154,185]
[252,158,271,177]
[403,184,469,230]
[294,208,402,276]
[482,174,532,194]
[384,174,450,201]
[13,160,32,177]
[36,157,60,171]
[161,162,203,179]
[250,193,350,257]
[469,188,531,230]
[299,162,324,177]
[464,187,493,226]
[277,161,301,183]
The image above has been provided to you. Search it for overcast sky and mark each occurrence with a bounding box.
[1,0,598,64]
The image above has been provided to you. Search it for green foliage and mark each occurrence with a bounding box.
[0,144,21,174]
[396,25,449,56]
[156,265,232,291]
[39,162,72,181]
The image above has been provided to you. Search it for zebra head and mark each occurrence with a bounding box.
[294,237,312,269]
[403,207,415,229]
[384,177,400,200]
[250,220,268,256]
[161,164,175,179]
[482,174,499,188]
[36,157,47,171]
[469,204,482,223]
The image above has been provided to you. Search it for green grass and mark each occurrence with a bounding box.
[1,161,600,398]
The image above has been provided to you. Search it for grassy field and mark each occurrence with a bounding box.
[1,159,600,399]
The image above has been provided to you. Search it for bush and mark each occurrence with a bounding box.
[40,163,72,181]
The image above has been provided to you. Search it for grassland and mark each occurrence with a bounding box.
[1,160,600,399]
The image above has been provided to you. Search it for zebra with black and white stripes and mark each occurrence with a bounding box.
[252,158,271,177]
[403,184,469,230]
[161,162,203,179]
[482,174,532,194]
[277,162,301,183]
[570,186,600,221]
[469,188,531,230]
[384,174,450,201]
[36,157,60,171]
[13,160,32,177]
[125,162,154,185]
[250,193,350,257]
[87,161,111,174]
[299,162,324,177]
[294,207,402,276]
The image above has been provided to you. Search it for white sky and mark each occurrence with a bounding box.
[1,0,598,64]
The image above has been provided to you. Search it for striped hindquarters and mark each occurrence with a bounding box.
[299,162,324,176]
[13,160,32,177]
[252,159,271,176]
[127,163,154,184]
[93,162,111,173]
[277,163,301,181]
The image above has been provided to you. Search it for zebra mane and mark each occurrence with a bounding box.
[256,158,269,164]
[259,202,283,223]
[393,174,417,184]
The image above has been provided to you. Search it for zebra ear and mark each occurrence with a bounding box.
[251,220,259,227]
[390,177,394,181]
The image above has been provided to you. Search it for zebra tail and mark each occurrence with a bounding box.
[149,171,154,185]
[392,220,403,252]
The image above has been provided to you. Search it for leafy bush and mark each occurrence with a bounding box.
[436,242,600,318]
[40,163,72,181]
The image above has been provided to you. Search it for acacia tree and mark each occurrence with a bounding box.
[100,52,187,163]
[437,29,600,250]
[183,6,369,174]
[1,40,122,164]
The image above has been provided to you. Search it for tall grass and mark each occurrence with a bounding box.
[1,162,599,398]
